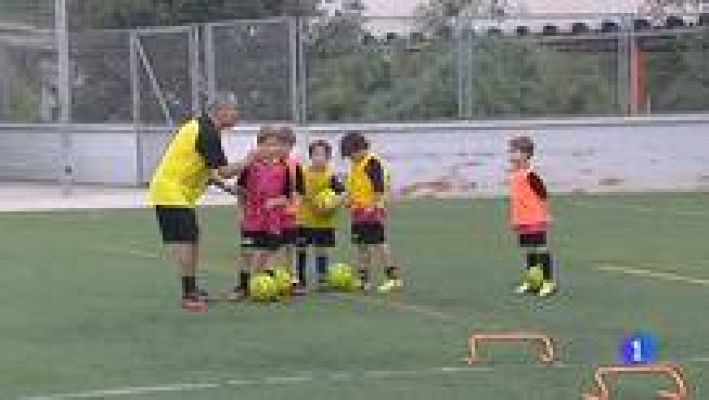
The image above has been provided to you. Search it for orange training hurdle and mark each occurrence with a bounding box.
[465,332,556,364]
[583,363,689,400]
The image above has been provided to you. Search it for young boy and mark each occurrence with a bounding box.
[295,140,345,291]
[508,135,557,297]
[230,126,293,300]
[340,131,403,293]
[276,127,305,291]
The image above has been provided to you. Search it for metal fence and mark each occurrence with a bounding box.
[2,15,709,125]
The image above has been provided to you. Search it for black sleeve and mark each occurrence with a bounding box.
[364,158,385,193]
[330,175,346,194]
[528,172,548,200]
[195,124,227,169]
[295,164,305,196]
[283,166,292,198]
[236,168,248,189]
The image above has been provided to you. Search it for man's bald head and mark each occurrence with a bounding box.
[208,92,239,131]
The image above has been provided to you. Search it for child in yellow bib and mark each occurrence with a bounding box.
[340,131,403,293]
[295,140,345,290]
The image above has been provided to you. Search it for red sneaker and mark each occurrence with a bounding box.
[181,297,208,312]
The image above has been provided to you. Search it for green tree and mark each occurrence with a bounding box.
[467,38,619,117]
[68,0,319,29]
[645,32,709,113]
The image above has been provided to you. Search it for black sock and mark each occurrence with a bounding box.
[526,252,540,270]
[358,269,369,285]
[238,271,250,294]
[296,249,307,286]
[182,276,197,299]
[385,266,399,280]
[316,255,329,283]
[540,252,553,280]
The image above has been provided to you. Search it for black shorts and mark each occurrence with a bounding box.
[297,227,336,248]
[518,232,547,248]
[241,231,281,250]
[155,206,199,243]
[351,222,386,245]
[281,227,299,246]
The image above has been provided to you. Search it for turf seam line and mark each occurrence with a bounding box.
[596,265,709,287]
[571,200,708,217]
[330,293,484,329]
[262,376,314,384]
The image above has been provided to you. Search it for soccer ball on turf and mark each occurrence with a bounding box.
[327,263,355,291]
[249,274,278,302]
[526,266,545,292]
[314,189,338,212]
[272,267,293,297]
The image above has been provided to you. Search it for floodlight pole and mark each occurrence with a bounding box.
[55,0,73,195]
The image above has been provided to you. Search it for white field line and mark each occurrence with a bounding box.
[21,383,221,400]
[22,357,709,400]
[596,265,709,288]
[99,245,160,260]
[19,366,494,400]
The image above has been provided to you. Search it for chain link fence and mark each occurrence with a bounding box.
[0,0,56,123]
[69,29,132,122]
[2,15,709,124]
[209,19,295,122]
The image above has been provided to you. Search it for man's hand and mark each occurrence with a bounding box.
[208,179,237,196]
[217,148,262,179]
[265,196,288,209]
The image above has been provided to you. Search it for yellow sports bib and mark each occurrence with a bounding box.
[347,154,390,208]
[148,119,210,207]
[298,166,339,229]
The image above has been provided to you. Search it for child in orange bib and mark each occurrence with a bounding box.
[508,135,557,297]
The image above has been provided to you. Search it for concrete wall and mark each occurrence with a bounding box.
[1,115,708,195]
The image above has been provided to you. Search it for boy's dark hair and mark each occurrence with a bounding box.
[340,131,369,158]
[277,126,297,145]
[308,139,332,158]
[509,135,535,157]
[256,125,280,144]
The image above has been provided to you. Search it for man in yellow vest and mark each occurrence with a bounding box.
[148,93,252,312]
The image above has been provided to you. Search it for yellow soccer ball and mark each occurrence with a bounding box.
[314,189,338,212]
[526,266,545,292]
[327,263,355,291]
[272,267,293,297]
[249,273,277,302]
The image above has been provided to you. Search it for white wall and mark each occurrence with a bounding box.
[514,0,645,15]
[2,116,709,195]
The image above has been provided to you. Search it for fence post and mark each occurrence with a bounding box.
[189,26,201,115]
[289,17,299,124]
[297,17,308,124]
[204,24,216,105]
[617,15,633,116]
[55,0,73,194]
[129,31,143,185]
[456,17,465,119]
